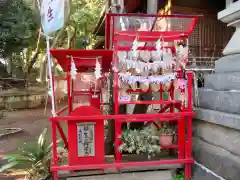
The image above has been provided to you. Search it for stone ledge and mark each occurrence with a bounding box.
[194,108,240,130]
[215,54,240,72]
[198,89,240,114]
[193,137,240,180]
[192,162,224,180]
[204,72,240,90]
[193,119,240,157]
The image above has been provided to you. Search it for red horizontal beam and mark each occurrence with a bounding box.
[123,117,179,122]
[49,111,195,121]
[127,89,172,93]
[108,13,202,19]
[116,46,174,51]
[74,59,102,67]
[72,91,100,96]
[119,100,181,105]
[114,31,188,42]
[51,158,194,171]
[114,34,187,42]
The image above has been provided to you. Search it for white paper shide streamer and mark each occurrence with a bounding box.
[71,57,77,80]
[95,58,102,79]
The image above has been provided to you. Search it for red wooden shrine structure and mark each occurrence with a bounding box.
[49,13,199,180]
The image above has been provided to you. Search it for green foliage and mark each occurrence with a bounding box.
[119,126,161,159]
[0,0,40,57]
[173,172,184,180]
[0,128,66,180]
[60,0,105,49]
[71,0,105,35]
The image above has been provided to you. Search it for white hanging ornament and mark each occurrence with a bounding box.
[163,48,173,68]
[179,46,188,58]
[95,58,102,79]
[156,39,162,58]
[70,57,77,80]
[132,38,139,59]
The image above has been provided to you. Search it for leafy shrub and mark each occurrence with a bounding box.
[0,128,66,180]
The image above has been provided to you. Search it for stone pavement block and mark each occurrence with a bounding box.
[198,89,240,114]
[67,171,172,180]
[194,108,240,130]
[204,72,240,90]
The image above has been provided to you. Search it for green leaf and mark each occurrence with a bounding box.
[0,161,19,172]
[38,128,47,148]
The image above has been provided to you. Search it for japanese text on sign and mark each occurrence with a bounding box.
[41,0,65,35]
[77,123,95,157]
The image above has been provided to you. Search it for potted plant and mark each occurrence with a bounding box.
[159,122,175,146]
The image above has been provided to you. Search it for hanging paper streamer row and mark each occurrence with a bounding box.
[117,49,174,63]
[118,72,177,84]
[119,58,175,73]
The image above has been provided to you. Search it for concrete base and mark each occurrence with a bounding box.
[193,110,240,180]
[193,136,240,180]
[66,171,172,180]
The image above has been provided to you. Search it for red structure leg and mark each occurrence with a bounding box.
[185,163,191,180]
[178,117,185,159]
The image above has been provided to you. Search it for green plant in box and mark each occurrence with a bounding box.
[119,125,161,159]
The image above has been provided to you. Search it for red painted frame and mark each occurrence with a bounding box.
[49,13,199,180]
[68,106,105,166]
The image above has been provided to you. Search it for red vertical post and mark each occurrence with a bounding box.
[170,80,174,113]
[67,61,72,114]
[113,38,122,162]
[52,121,58,180]
[185,71,193,180]
[178,117,185,159]
[105,13,110,49]
[186,71,193,156]
[160,84,162,110]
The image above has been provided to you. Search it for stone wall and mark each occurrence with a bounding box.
[0,87,46,110]
[193,57,240,180]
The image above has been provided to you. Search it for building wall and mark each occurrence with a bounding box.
[172,6,234,57]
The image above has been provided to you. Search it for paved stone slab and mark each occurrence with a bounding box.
[194,108,240,130]
[198,89,240,114]
[204,72,240,90]
[192,137,240,180]
[67,171,172,180]
[215,54,240,73]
